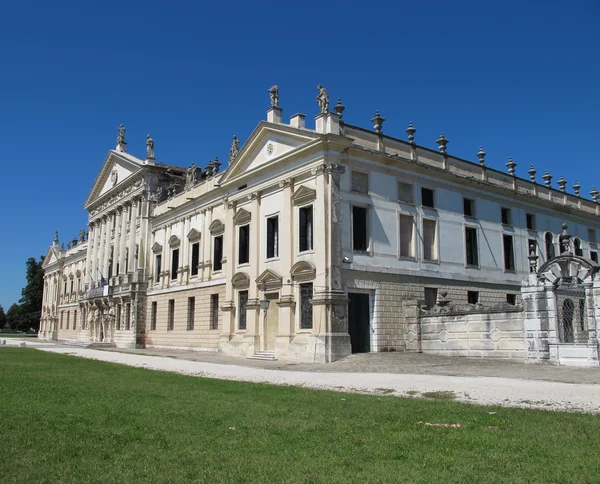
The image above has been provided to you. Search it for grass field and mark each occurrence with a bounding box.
[1,348,599,483]
[0,334,38,338]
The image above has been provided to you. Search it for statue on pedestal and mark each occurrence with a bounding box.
[229,135,239,165]
[268,85,279,107]
[79,229,86,243]
[146,134,155,160]
[185,163,197,189]
[117,124,126,145]
[316,85,329,114]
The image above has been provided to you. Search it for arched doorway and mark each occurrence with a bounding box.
[555,277,587,344]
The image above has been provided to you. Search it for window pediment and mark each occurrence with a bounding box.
[290,261,316,281]
[231,271,250,289]
[168,235,180,247]
[233,208,251,225]
[292,186,316,205]
[256,269,282,290]
[187,228,201,241]
[152,242,163,253]
[209,219,224,235]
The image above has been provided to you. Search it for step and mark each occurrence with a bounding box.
[248,351,277,361]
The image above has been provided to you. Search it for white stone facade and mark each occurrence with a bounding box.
[39,89,600,364]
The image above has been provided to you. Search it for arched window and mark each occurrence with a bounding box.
[545,232,555,261]
[573,238,583,257]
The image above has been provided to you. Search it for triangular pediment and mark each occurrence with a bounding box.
[256,269,282,289]
[219,122,319,185]
[151,242,163,253]
[291,186,317,205]
[85,150,145,209]
[42,246,61,270]
[233,208,251,225]
[187,228,201,241]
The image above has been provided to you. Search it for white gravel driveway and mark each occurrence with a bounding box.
[4,339,600,414]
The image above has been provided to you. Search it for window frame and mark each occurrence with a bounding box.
[502,233,515,272]
[238,224,250,265]
[463,198,476,218]
[190,241,200,277]
[501,207,512,226]
[421,187,435,209]
[464,225,479,268]
[398,213,415,259]
[422,217,439,262]
[210,294,219,330]
[298,204,314,253]
[351,205,369,253]
[266,215,279,260]
[187,297,195,331]
[526,213,536,231]
[351,170,369,194]
[299,283,314,330]
[167,299,175,331]
[213,235,224,272]
[238,290,248,331]
[397,181,414,204]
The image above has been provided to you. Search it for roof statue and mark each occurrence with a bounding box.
[53,230,59,245]
[316,84,329,114]
[116,124,126,145]
[185,163,197,190]
[268,85,279,108]
[229,135,240,165]
[146,134,155,160]
[79,229,86,243]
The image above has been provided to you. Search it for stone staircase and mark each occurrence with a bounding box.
[247,351,277,361]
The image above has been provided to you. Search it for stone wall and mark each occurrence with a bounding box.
[419,304,525,359]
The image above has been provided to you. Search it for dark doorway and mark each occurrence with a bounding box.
[348,293,370,353]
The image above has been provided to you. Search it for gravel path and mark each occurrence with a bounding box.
[4,339,600,414]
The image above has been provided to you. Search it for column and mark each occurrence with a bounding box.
[98,217,107,282]
[277,179,295,353]
[103,212,113,279]
[202,208,212,281]
[244,192,261,355]
[85,222,94,285]
[119,205,128,275]
[181,216,190,284]
[128,200,138,273]
[93,219,102,284]
[220,201,236,343]
[138,198,149,272]
[113,208,122,277]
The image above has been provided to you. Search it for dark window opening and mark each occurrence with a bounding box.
[591,251,598,263]
[503,234,515,271]
[299,206,313,252]
[421,188,435,208]
[191,242,200,276]
[187,297,195,331]
[424,288,438,309]
[501,207,511,225]
[213,236,223,271]
[167,299,174,330]
[463,198,475,217]
[155,254,162,283]
[526,213,536,231]
[267,217,279,259]
[210,294,219,330]
[507,294,516,305]
[468,291,479,304]
[151,302,157,330]
[574,238,583,257]
[238,225,250,264]
[238,291,248,330]
[545,233,555,261]
[171,249,179,280]
[465,227,479,267]
[352,206,368,251]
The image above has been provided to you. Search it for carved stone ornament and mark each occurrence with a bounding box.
[268,85,279,108]
[229,135,240,165]
[316,84,329,114]
[146,134,155,160]
[110,169,118,186]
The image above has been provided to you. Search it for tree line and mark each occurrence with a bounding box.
[1,257,44,332]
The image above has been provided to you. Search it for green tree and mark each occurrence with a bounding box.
[0,304,7,330]
[6,304,25,331]
[17,256,45,331]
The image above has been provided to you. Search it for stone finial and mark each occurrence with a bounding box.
[333,98,345,119]
[557,175,567,192]
[146,134,155,160]
[53,230,59,246]
[229,135,240,165]
[406,121,416,144]
[476,146,486,166]
[573,180,581,197]
[528,165,537,183]
[268,85,279,108]
[591,186,599,202]
[316,84,329,114]
[116,124,127,152]
[528,240,539,273]
[559,223,571,254]
[213,156,221,174]
[371,110,385,133]
[542,170,552,188]
[436,133,449,153]
[506,157,516,176]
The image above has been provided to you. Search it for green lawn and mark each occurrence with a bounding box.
[1,349,599,483]
[0,334,38,338]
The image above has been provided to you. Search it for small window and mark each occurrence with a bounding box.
[506,294,516,305]
[171,248,179,280]
[463,198,475,217]
[399,214,414,258]
[238,225,250,264]
[501,207,512,225]
[422,219,437,261]
[167,299,175,330]
[266,216,279,259]
[66,311,70,330]
[588,229,597,244]
[213,236,223,271]
[465,227,479,267]
[352,206,368,252]
[187,297,195,331]
[151,302,157,330]
[210,294,219,330]
[424,288,438,309]
[73,310,77,330]
[503,234,515,271]
[299,206,313,252]
[300,283,313,329]
[545,233,555,261]
[574,238,583,257]
[351,171,369,194]
[155,254,162,283]
[526,213,536,231]
[421,188,435,208]
[468,291,479,304]
[591,251,598,263]
[191,242,200,277]
[398,182,414,204]
[238,291,248,330]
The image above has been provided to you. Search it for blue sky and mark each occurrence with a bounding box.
[0,0,598,310]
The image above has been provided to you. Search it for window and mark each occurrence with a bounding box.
[116,304,121,330]
[155,254,162,283]
[398,182,414,204]
[167,299,175,330]
[503,234,515,271]
[70,280,74,294]
[422,219,437,261]
[210,294,219,330]
[66,311,70,330]
[526,213,536,231]
[64,282,67,295]
[424,288,438,309]
[60,311,64,329]
[151,302,157,330]
[187,297,195,331]
[507,294,516,305]
[238,225,250,264]
[238,291,248,330]
[463,198,475,217]
[574,238,583,257]
[213,236,223,271]
[351,171,369,194]
[108,248,114,278]
[352,206,368,252]
[300,283,313,329]
[501,207,512,225]
[73,310,77,330]
[266,216,279,259]
[125,248,129,273]
[465,227,479,267]
[171,249,179,280]
[125,303,131,330]
[591,251,598,263]
[468,291,479,304]
[191,242,200,277]
[545,233,555,261]
[299,206,313,252]
[421,188,435,208]
[588,229,597,244]
[399,214,414,258]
